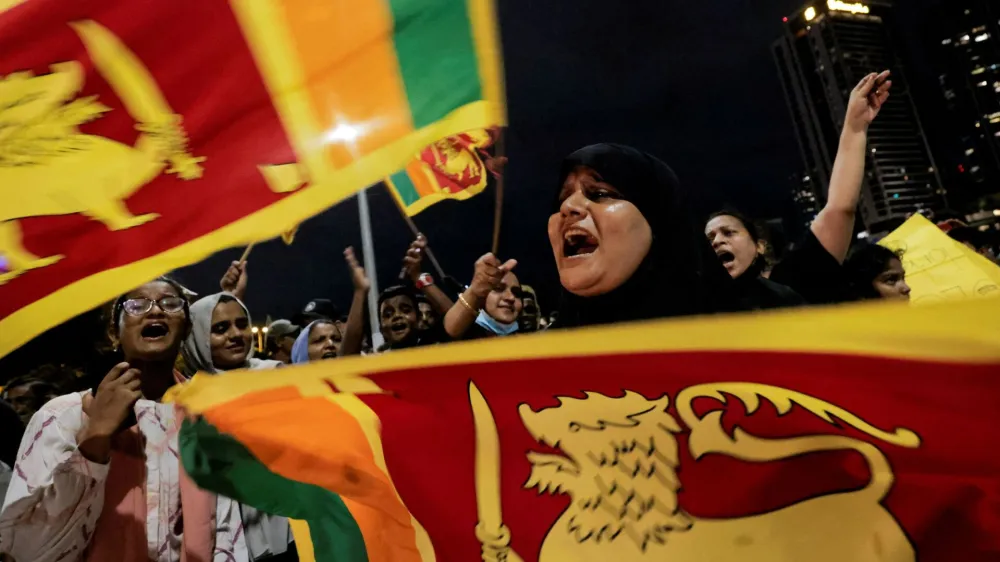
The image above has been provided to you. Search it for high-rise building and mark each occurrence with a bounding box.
[773,0,946,233]
[932,0,1000,209]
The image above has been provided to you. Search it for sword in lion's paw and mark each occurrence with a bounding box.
[70,19,206,179]
[469,381,524,562]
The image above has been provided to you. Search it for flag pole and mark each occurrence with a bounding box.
[383,183,447,279]
[357,188,384,350]
[239,242,255,263]
[343,136,385,350]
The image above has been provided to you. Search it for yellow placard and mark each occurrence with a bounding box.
[880,215,1000,305]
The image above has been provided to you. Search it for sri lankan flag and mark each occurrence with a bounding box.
[174,299,1000,562]
[385,127,499,216]
[0,0,503,357]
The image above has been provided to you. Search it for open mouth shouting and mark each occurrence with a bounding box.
[321,350,338,359]
[562,227,599,258]
[715,248,736,269]
[389,320,411,338]
[140,322,169,341]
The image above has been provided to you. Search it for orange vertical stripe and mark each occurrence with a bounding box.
[203,387,422,562]
[280,0,413,168]
[406,159,438,197]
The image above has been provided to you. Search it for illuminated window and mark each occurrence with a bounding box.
[978,81,988,87]
[942,38,953,45]
[972,67,986,75]
[975,33,990,42]
[827,0,869,15]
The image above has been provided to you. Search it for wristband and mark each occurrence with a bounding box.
[415,273,435,289]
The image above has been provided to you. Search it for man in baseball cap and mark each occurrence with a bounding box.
[265,319,300,364]
[292,298,341,327]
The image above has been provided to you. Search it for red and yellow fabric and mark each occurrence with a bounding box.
[385,127,499,216]
[175,298,1000,562]
[0,0,504,357]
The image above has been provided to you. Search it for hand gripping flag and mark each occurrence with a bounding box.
[174,298,1000,562]
[0,0,504,357]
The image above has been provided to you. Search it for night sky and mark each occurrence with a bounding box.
[128,0,956,322]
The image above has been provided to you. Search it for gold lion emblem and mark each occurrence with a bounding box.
[468,382,921,562]
[0,20,206,284]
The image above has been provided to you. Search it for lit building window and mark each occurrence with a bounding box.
[941,38,952,45]
[972,67,985,75]
[966,148,976,156]
[977,81,988,87]
[975,33,990,43]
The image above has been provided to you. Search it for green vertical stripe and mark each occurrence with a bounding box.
[389,171,421,206]
[389,0,482,128]
[180,419,369,562]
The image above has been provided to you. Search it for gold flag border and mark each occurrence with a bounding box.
[172,296,1000,415]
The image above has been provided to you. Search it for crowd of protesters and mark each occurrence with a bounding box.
[0,71,998,562]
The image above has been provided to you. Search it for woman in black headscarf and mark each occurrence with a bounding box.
[549,143,740,328]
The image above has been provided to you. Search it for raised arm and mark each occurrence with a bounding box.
[339,247,370,357]
[443,253,516,339]
[219,260,248,301]
[812,70,892,263]
[402,235,454,314]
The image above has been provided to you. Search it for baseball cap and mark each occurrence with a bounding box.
[267,319,300,340]
[292,298,340,326]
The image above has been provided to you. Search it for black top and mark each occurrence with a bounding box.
[734,275,807,310]
[770,230,855,305]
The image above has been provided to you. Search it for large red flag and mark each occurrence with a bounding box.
[0,0,503,357]
[175,298,1000,561]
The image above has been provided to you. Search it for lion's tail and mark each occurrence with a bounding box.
[675,383,921,502]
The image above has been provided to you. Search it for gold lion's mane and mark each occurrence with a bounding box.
[525,392,694,550]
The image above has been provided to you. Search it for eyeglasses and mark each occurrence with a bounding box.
[121,296,186,316]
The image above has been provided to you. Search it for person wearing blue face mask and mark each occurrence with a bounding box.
[443,253,523,339]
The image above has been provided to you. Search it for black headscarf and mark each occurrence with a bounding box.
[552,144,741,328]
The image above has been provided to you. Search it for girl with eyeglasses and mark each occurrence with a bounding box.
[0,278,254,562]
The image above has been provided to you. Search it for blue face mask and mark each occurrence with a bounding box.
[475,310,519,336]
